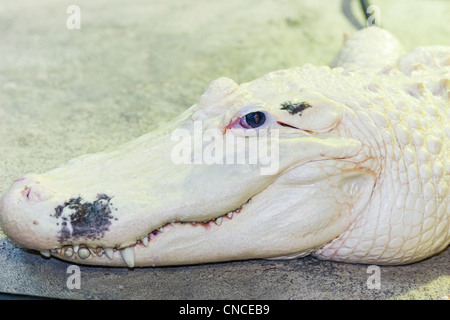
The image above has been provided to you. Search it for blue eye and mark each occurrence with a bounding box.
[242,112,266,128]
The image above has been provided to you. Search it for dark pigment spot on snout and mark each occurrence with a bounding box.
[53,194,116,243]
[280,101,312,116]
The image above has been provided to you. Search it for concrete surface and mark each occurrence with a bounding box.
[0,0,449,299]
[0,238,448,299]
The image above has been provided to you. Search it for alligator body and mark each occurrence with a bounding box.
[0,27,448,267]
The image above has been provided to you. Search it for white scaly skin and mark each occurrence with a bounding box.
[0,27,448,267]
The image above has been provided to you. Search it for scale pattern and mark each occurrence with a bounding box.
[314,41,450,264]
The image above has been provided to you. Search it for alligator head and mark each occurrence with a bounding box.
[0,27,448,267]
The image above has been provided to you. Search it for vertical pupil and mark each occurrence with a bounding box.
[245,112,265,128]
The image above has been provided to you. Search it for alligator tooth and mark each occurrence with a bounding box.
[40,250,51,258]
[64,247,74,258]
[120,247,135,268]
[89,247,97,256]
[73,245,79,253]
[104,248,114,260]
[215,217,223,226]
[142,236,148,247]
[227,212,233,219]
[159,227,164,232]
[191,222,197,225]
[78,247,91,259]
[96,247,104,256]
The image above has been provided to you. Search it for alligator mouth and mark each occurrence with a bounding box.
[43,198,252,267]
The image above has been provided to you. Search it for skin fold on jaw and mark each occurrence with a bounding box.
[0,27,448,268]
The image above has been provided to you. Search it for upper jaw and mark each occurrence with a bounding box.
[0,133,273,256]
[44,198,251,267]
[0,170,257,252]
[0,166,256,268]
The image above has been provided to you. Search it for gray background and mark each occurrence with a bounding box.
[0,0,449,299]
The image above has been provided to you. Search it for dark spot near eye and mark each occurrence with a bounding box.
[53,194,116,243]
[280,101,312,116]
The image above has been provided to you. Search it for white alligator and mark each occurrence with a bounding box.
[0,27,448,268]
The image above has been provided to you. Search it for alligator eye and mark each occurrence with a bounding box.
[240,111,266,128]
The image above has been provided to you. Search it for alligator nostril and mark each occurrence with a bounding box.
[22,183,54,202]
[25,187,31,199]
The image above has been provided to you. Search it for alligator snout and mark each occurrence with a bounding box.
[0,173,70,251]
[2,174,47,211]
[13,175,55,202]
